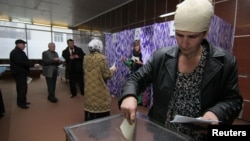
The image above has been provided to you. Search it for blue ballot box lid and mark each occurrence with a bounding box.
[64,112,192,141]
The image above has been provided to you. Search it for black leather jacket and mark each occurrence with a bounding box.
[119,39,243,124]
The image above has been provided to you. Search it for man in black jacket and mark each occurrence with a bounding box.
[10,39,40,109]
[62,39,85,98]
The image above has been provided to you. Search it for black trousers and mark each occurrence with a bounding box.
[68,72,84,96]
[13,74,27,106]
[84,111,110,121]
[0,89,5,117]
[45,70,58,100]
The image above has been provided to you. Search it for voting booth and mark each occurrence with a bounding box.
[64,112,192,141]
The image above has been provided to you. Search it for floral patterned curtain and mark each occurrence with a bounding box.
[105,15,233,108]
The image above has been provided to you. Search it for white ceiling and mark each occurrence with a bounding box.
[0,0,132,28]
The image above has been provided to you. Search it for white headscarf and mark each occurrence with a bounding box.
[174,0,214,32]
[88,39,103,52]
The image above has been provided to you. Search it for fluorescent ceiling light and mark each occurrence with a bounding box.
[103,32,111,35]
[12,18,32,24]
[214,0,228,4]
[78,28,90,32]
[0,15,10,21]
[33,22,51,27]
[52,25,68,29]
[159,12,175,18]
[0,18,10,22]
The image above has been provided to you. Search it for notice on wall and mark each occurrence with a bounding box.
[169,21,175,37]
[134,28,141,40]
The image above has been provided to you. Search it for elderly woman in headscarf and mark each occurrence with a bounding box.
[119,0,243,140]
[83,38,116,121]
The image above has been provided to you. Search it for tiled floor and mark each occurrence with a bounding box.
[0,76,127,141]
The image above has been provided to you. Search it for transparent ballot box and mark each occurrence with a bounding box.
[64,112,192,141]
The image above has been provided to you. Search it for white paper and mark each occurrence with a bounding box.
[120,119,135,141]
[27,77,32,84]
[131,56,139,62]
[110,62,116,70]
[59,56,65,62]
[134,28,141,40]
[170,115,220,124]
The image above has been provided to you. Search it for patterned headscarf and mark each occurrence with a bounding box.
[88,39,103,53]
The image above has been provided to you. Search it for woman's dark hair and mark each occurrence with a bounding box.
[133,40,141,53]
[132,40,142,62]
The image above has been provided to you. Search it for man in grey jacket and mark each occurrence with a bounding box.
[42,42,60,103]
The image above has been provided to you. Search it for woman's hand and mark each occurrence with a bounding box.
[135,60,143,65]
[120,96,138,124]
[202,111,219,125]
[189,111,219,134]
[122,57,126,62]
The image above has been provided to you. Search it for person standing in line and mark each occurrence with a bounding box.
[84,39,116,121]
[9,39,40,109]
[119,0,243,140]
[122,40,144,105]
[62,39,85,98]
[42,42,61,103]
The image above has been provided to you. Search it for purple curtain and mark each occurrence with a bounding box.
[105,15,233,108]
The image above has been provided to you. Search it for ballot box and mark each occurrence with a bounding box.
[64,112,192,141]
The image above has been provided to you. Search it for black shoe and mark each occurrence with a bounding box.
[26,102,31,105]
[18,105,29,109]
[70,95,76,98]
[48,98,58,103]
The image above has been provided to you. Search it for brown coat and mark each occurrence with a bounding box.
[83,52,114,113]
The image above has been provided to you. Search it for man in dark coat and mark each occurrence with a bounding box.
[10,39,40,109]
[62,39,85,98]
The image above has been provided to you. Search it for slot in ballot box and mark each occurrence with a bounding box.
[64,112,192,141]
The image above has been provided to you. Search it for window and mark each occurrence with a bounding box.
[0,27,26,39]
[66,34,72,40]
[27,29,51,59]
[0,27,26,59]
[54,32,63,42]
[0,21,94,59]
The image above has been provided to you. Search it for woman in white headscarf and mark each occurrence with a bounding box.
[119,0,243,140]
[83,38,116,121]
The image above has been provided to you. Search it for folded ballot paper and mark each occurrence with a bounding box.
[110,62,116,70]
[27,77,32,84]
[131,56,139,62]
[170,115,220,124]
[59,56,65,62]
[120,118,135,141]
